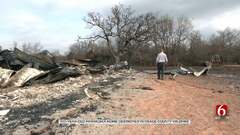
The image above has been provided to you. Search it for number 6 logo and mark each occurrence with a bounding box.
[216,105,228,117]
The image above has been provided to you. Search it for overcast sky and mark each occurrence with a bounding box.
[0,0,240,51]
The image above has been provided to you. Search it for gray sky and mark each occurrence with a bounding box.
[0,0,240,51]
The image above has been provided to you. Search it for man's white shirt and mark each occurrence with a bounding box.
[156,52,168,63]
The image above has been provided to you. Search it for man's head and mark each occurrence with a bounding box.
[160,48,164,53]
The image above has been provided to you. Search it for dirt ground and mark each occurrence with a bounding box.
[1,67,240,135]
[71,72,240,135]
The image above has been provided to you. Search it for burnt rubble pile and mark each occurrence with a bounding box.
[0,69,135,134]
[0,48,134,134]
[0,48,128,88]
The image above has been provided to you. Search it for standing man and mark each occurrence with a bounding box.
[156,48,168,80]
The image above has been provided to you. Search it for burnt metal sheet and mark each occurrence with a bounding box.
[4,67,44,87]
[0,50,25,70]
[0,67,15,87]
[24,67,81,85]
[0,48,58,71]
[13,48,58,71]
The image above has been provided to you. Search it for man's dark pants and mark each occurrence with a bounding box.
[157,62,165,80]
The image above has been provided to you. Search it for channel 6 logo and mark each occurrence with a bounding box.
[216,105,228,117]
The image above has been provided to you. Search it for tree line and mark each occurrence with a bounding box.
[73,4,240,66]
[1,4,240,66]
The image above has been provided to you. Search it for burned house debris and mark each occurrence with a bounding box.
[24,67,81,86]
[0,48,131,88]
[0,48,85,87]
[0,67,14,87]
[0,47,212,88]
[0,48,58,71]
[144,63,212,79]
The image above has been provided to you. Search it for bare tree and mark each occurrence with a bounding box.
[209,27,240,63]
[215,28,240,48]
[150,15,192,65]
[187,31,210,64]
[81,4,153,64]
[152,15,174,53]
[51,50,61,57]
[118,12,155,65]
[81,9,119,63]
[21,42,43,54]
[172,17,192,53]
[68,40,96,59]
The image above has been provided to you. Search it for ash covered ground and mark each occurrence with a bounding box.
[0,66,239,135]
